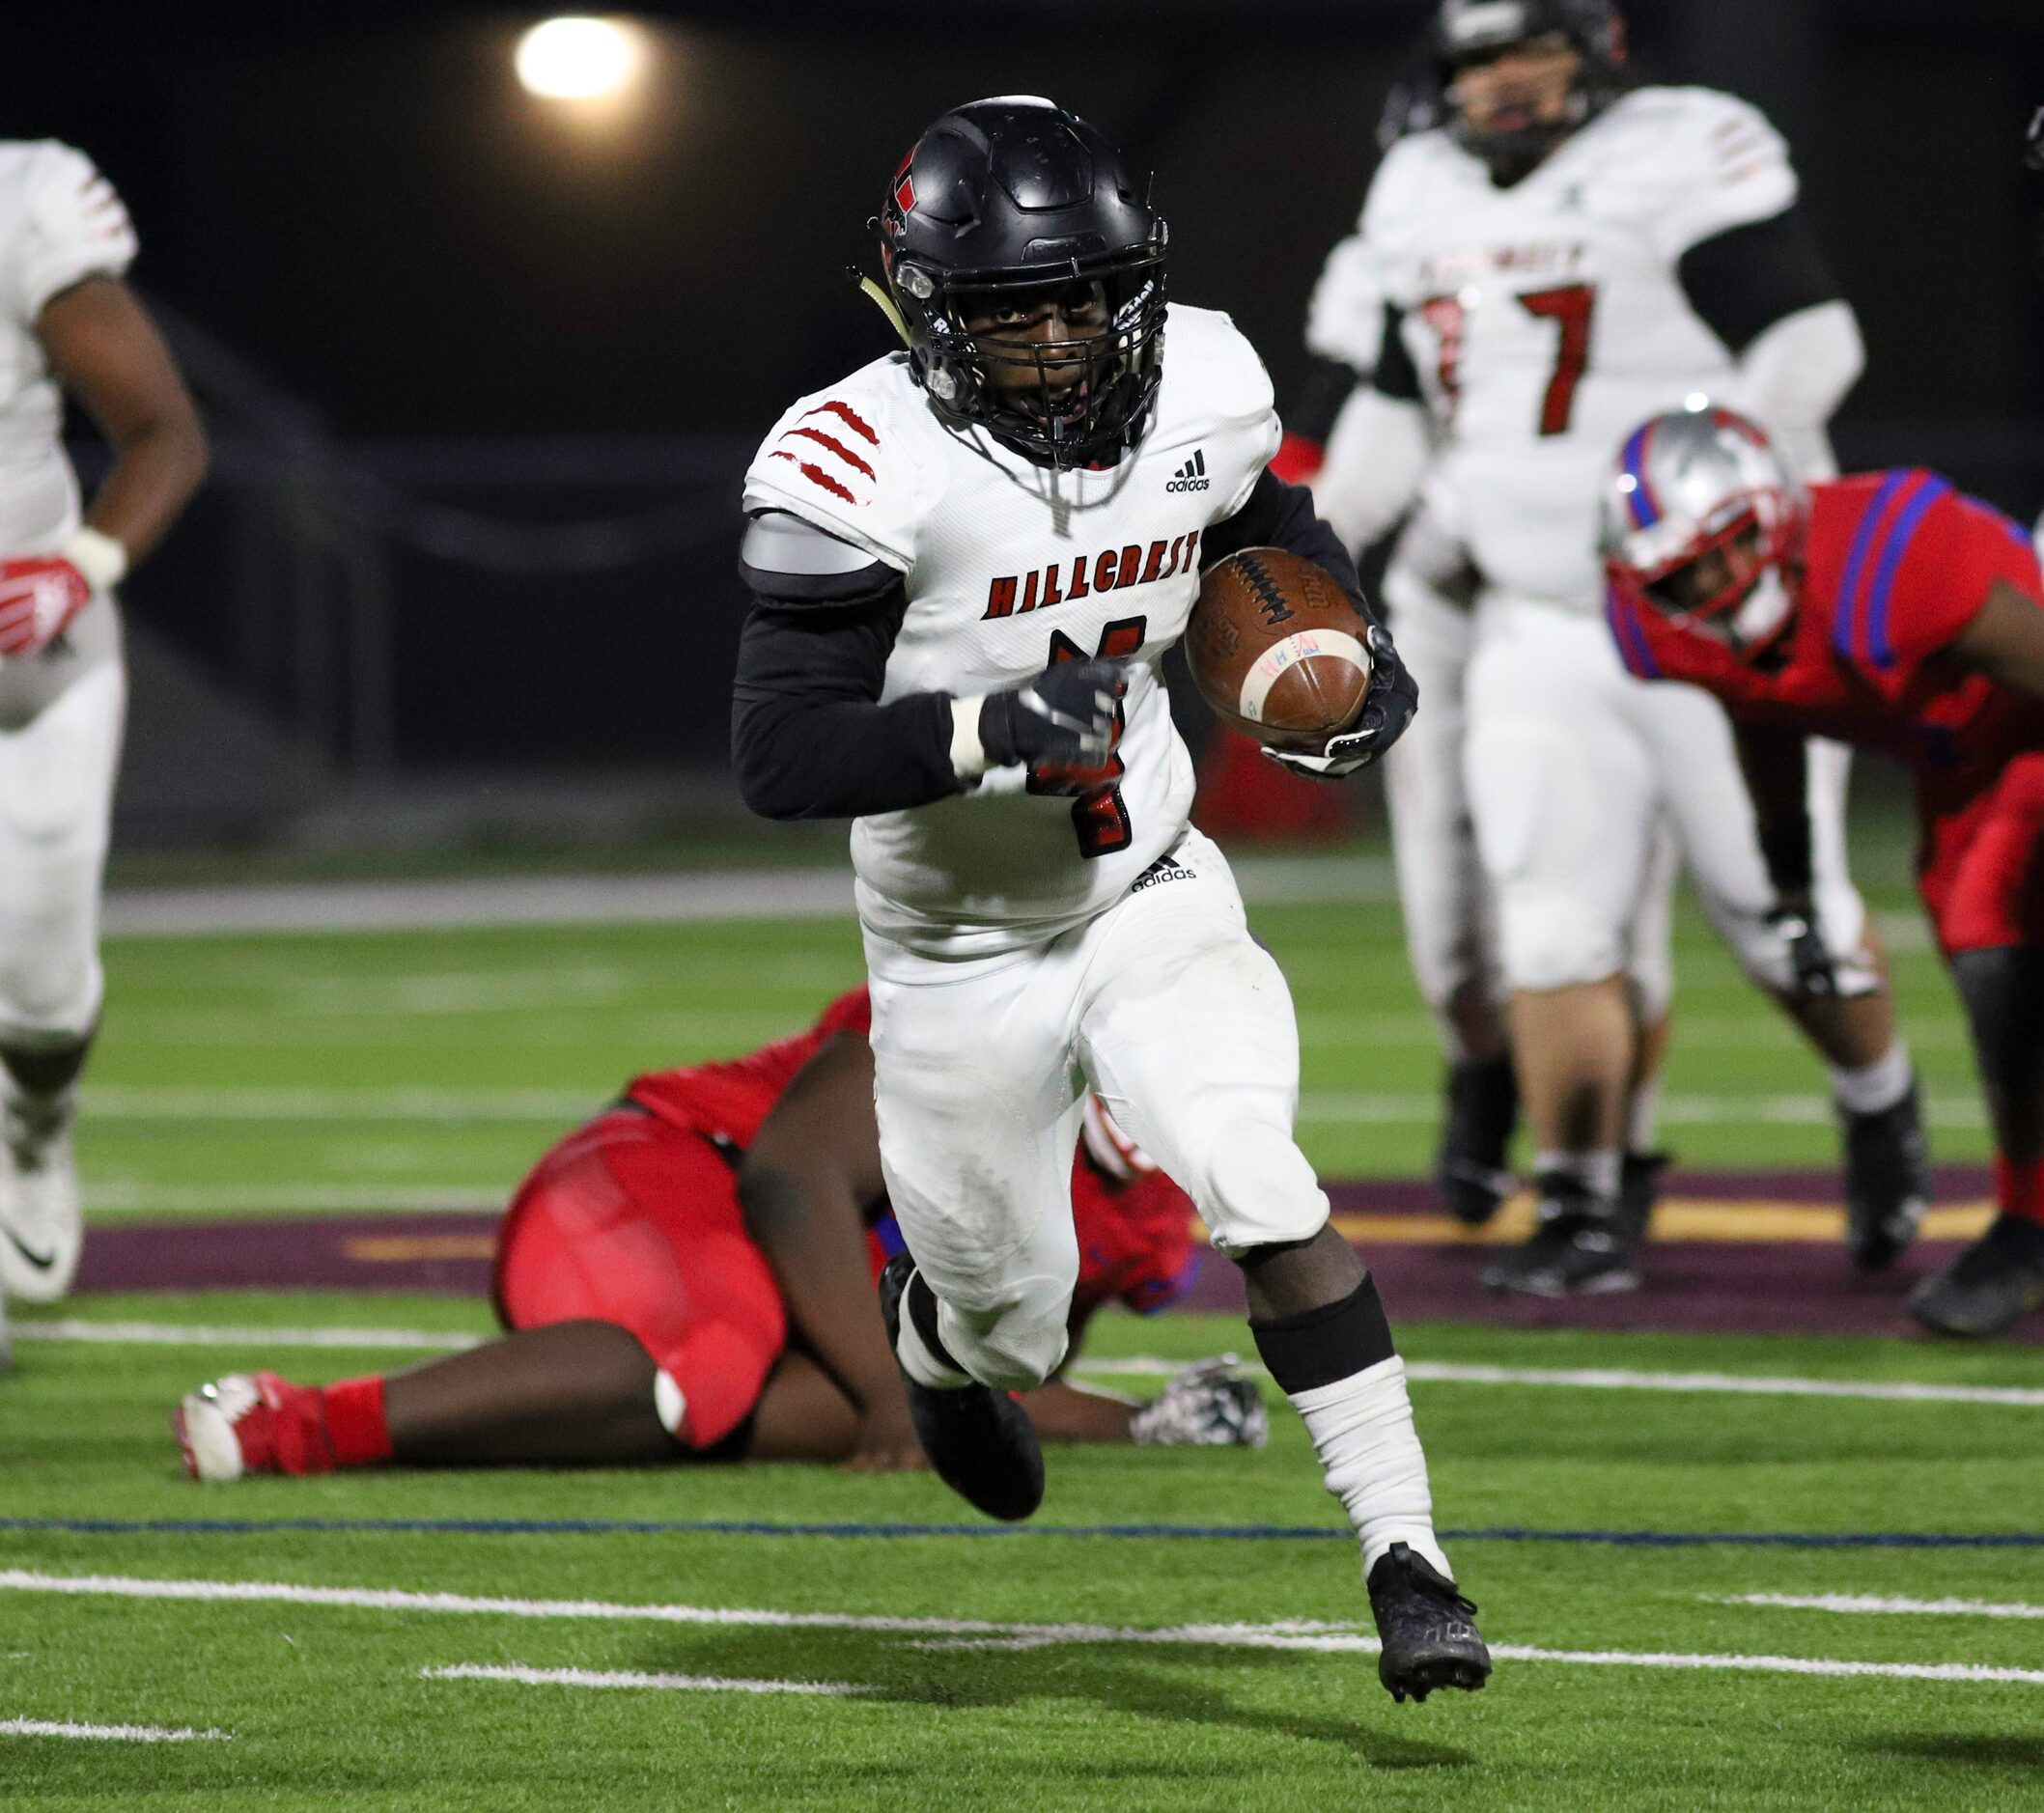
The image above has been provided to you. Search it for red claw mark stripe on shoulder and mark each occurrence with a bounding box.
[769,452,859,506]
[770,402,882,507]
[802,402,880,447]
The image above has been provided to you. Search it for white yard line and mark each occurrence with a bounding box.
[9,1321,484,1353]
[1722,1594,2044,1620]
[82,1185,501,1214]
[4,1572,2038,1689]
[1073,1356,2044,1409]
[100,856,1393,940]
[85,1087,594,1122]
[13,1322,2040,1409]
[420,1663,867,1695]
[1297,1091,1988,1130]
[0,1715,228,1743]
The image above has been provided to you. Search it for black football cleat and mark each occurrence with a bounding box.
[1908,1214,2044,1338]
[877,1252,1044,1521]
[1840,1084,1931,1270]
[1618,1149,1671,1241]
[1435,1056,1519,1227]
[1483,1175,1640,1297]
[1367,1543,1492,1704]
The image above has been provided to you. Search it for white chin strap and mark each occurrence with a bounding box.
[1728,569,1794,652]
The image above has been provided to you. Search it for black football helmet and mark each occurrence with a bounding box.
[876,97,1168,469]
[1432,0,1629,184]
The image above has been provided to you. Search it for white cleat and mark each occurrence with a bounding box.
[173,1375,265,1483]
[0,1090,82,1303]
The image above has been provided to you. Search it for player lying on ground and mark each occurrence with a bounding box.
[0,142,207,1325]
[732,97,1488,1703]
[175,990,1265,1477]
[1295,0,1927,1296]
[1602,404,2044,1337]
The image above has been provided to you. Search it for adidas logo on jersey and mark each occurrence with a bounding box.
[1165,449,1211,493]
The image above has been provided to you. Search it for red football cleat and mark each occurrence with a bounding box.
[173,1372,336,1482]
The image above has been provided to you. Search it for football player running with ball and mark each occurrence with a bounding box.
[732,98,1489,1703]
[1603,407,2044,1338]
[0,143,207,1324]
[1303,0,1929,1294]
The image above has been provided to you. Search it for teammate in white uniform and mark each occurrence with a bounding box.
[1308,1,1929,1293]
[0,142,207,1325]
[734,98,1490,1702]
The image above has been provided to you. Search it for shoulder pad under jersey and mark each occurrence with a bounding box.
[742,355,926,573]
[0,140,137,326]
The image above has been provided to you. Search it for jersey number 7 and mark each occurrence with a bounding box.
[1026,617,1147,859]
[1419,282,1598,437]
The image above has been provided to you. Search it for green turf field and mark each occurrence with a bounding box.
[77,851,1985,1219]
[7,843,2041,1808]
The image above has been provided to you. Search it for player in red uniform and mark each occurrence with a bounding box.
[171,990,1262,1479]
[1599,404,2044,1335]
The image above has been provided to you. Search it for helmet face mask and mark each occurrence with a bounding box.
[1601,405,1806,661]
[1433,0,1628,183]
[877,98,1169,468]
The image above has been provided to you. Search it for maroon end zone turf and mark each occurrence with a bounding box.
[70,1164,2041,1342]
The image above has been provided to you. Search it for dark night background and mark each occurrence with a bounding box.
[12,0,2044,813]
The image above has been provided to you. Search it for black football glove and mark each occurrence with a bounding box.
[1262,623,1418,779]
[979,658,1123,770]
[1767,900,1838,999]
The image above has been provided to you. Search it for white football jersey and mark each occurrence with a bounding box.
[742,303,1280,959]
[1330,86,1802,611]
[0,142,137,555]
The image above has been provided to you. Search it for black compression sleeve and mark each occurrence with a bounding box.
[1677,207,1844,355]
[1285,353,1363,447]
[1202,469,1373,614]
[730,587,964,822]
[1372,302,1422,403]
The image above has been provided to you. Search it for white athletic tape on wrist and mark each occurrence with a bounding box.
[950,695,989,778]
[1235,629,1368,726]
[63,527,128,593]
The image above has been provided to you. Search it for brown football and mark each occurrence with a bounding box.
[1185,546,1373,752]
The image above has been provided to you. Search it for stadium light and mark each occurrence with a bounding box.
[515,16,647,101]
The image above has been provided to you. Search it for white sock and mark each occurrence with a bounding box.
[1626,1077,1663,1155]
[1291,1356,1451,1580]
[1532,1148,1621,1204]
[894,1275,973,1391]
[1829,1042,1913,1117]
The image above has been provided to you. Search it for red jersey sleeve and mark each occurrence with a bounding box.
[812,987,873,1042]
[1826,477,2044,705]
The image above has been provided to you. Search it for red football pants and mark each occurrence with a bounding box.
[491,1108,787,1449]
[1918,751,2044,955]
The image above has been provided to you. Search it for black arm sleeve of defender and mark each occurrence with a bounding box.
[1676,207,1844,356]
[1734,722,1816,897]
[730,582,963,823]
[1285,353,1364,447]
[1371,302,1422,403]
[1202,468,1374,616]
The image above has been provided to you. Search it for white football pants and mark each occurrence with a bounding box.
[0,660,125,1046]
[1383,561,1677,1044]
[1463,597,1863,998]
[865,827,1328,1393]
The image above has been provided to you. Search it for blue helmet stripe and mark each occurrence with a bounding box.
[1621,421,1660,529]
